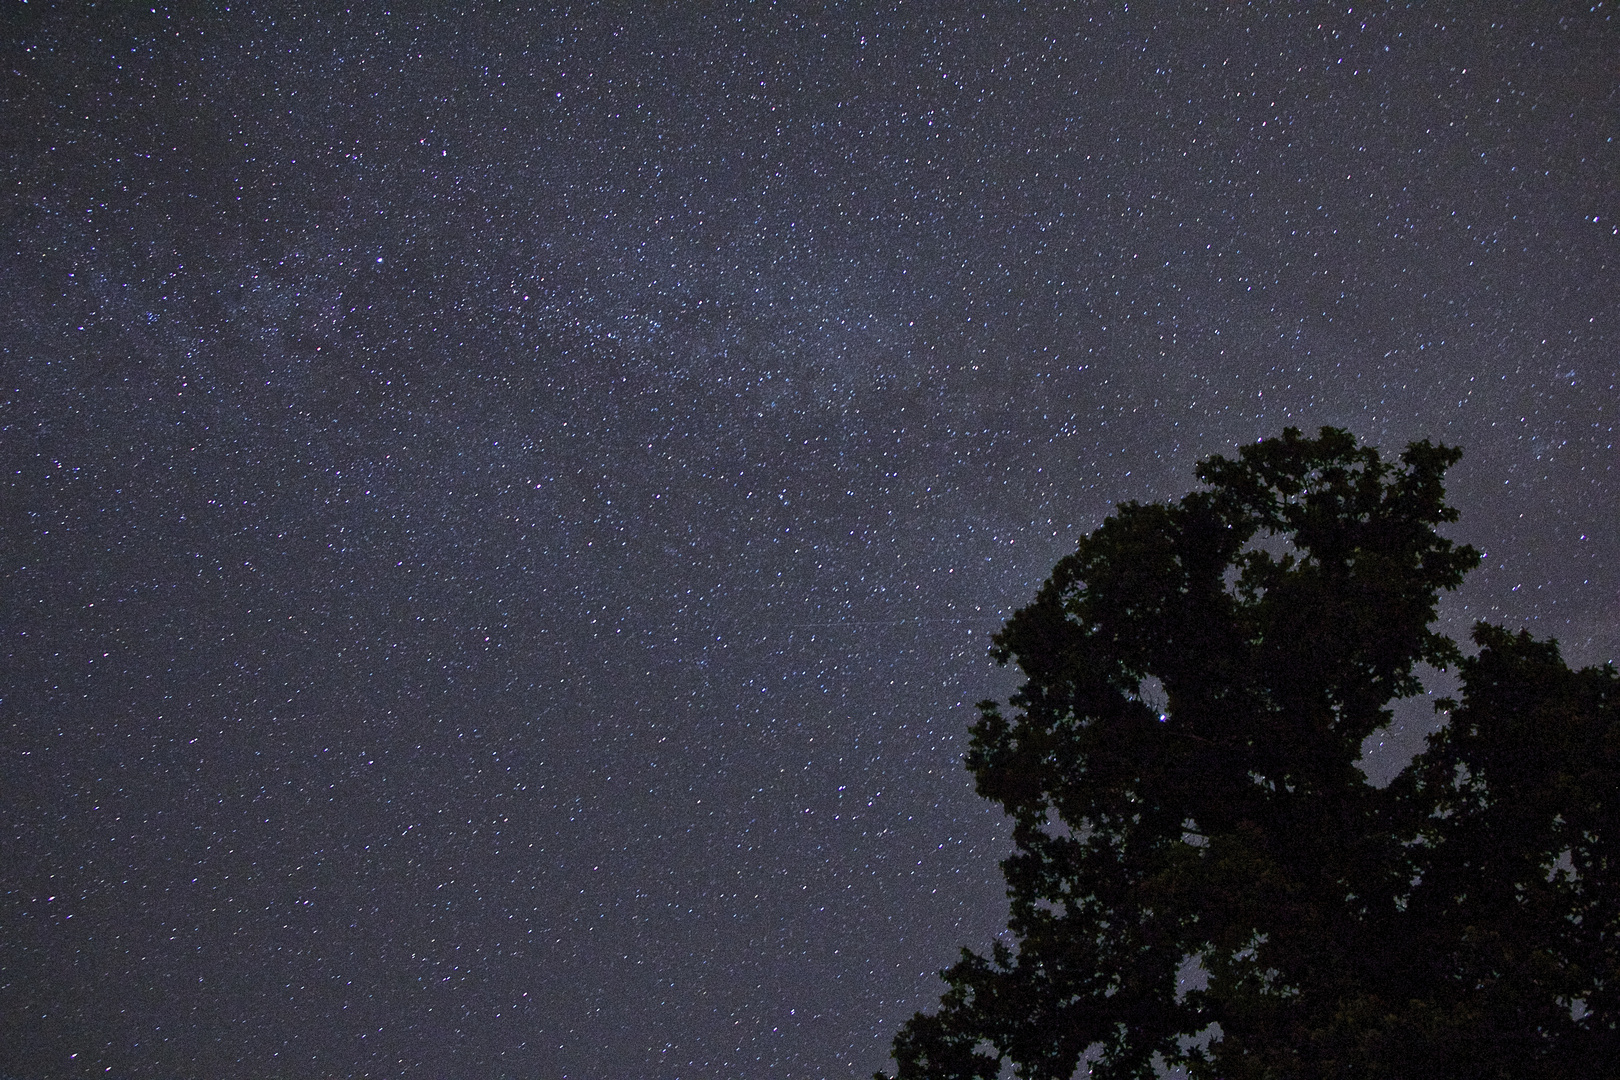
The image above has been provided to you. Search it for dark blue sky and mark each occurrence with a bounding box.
[3,4,1615,1077]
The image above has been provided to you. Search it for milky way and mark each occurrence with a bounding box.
[3,4,1616,1078]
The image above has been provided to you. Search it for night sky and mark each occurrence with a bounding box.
[3,3,1616,1078]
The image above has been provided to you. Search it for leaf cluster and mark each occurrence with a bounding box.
[885,428,1620,1079]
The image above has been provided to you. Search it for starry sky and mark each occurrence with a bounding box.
[2,3,1616,1078]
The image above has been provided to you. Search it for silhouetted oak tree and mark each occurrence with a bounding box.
[886,427,1620,1079]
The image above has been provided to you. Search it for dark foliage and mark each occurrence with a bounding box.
[885,427,1620,1079]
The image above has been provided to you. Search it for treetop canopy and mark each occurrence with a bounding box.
[887,426,1619,1080]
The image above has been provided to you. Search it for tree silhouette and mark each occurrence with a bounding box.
[885,427,1620,1079]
